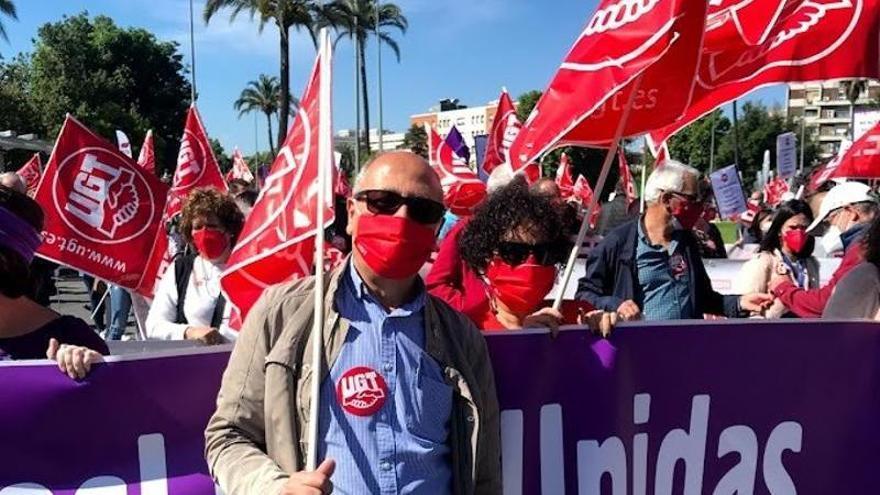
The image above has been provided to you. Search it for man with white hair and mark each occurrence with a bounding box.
[0,172,27,195]
[576,161,772,321]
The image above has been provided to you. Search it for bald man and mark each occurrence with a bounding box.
[0,173,27,195]
[206,151,502,495]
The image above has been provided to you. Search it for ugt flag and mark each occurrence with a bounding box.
[231,147,255,183]
[137,130,155,175]
[829,121,880,180]
[33,116,169,293]
[509,0,708,168]
[618,148,637,206]
[556,152,575,200]
[427,125,486,216]
[221,30,335,319]
[651,0,880,144]
[482,89,521,176]
[16,153,42,197]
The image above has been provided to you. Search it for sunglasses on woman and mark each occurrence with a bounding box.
[354,189,446,225]
[496,241,560,267]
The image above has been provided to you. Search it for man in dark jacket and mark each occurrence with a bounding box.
[576,160,772,321]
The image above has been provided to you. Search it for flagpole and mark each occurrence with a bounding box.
[732,100,740,166]
[354,25,361,172]
[188,0,197,103]
[376,0,384,152]
[307,27,332,472]
[553,76,643,311]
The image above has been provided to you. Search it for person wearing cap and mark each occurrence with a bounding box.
[769,182,878,318]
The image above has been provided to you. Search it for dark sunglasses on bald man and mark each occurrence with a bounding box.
[354,189,446,225]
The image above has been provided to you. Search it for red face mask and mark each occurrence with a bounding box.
[354,215,437,279]
[192,227,229,261]
[486,255,558,316]
[669,197,703,230]
[782,228,808,255]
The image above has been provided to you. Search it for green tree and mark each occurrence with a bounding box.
[668,109,731,174]
[0,0,15,42]
[400,123,427,158]
[205,0,318,148]
[210,137,232,172]
[841,78,869,139]
[321,0,407,154]
[0,54,41,134]
[235,74,281,156]
[26,14,191,176]
[515,90,542,123]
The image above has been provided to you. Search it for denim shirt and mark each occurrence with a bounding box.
[317,263,453,494]
[635,221,695,320]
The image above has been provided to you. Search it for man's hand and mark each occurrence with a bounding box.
[579,310,618,338]
[740,293,774,313]
[616,300,642,321]
[280,458,335,495]
[184,326,225,345]
[523,307,565,337]
[47,338,103,380]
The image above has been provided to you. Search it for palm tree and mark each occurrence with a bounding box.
[320,0,407,153]
[0,0,17,42]
[205,0,318,148]
[841,78,869,139]
[235,74,301,156]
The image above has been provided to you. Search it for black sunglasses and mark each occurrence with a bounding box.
[354,189,446,225]
[667,191,703,204]
[496,241,560,267]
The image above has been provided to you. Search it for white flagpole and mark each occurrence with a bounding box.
[376,0,384,152]
[188,0,197,103]
[552,75,644,311]
[307,28,332,471]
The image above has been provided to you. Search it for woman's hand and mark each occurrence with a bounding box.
[46,338,103,380]
[579,309,618,338]
[523,308,565,337]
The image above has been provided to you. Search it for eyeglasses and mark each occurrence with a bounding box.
[667,191,703,204]
[496,241,560,266]
[354,189,446,225]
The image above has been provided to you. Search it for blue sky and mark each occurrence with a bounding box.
[2,0,785,155]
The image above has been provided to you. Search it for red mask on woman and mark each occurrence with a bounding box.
[486,255,557,315]
[354,215,436,279]
[782,228,808,255]
[192,227,229,260]
[670,199,703,230]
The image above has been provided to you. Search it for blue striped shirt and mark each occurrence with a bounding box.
[317,263,453,494]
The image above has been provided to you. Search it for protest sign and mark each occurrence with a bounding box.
[776,132,797,179]
[709,164,747,220]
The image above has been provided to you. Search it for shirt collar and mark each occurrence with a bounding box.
[346,261,426,316]
[638,216,680,255]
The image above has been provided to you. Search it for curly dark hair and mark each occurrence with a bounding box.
[179,188,245,245]
[759,199,815,257]
[459,176,572,273]
[0,186,45,298]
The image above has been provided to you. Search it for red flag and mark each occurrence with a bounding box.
[509,0,707,168]
[231,147,255,183]
[652,0,880,144]
[829,122,880,180]
[33,116,169,294]
[482,89,521,176]
[427,125,487,216]
[16,153,42,197]
[224,168,235,183]
[555,152,575,199]
[221,33,334,319]
[572,175,602,228]
[137,130,156,174]
[810,139,852,189]
[617,148,637,206]
[763,176,790,206]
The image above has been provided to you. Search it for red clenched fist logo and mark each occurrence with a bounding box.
[55,149,155,244]
[336,366,388,417]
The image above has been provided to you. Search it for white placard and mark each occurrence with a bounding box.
[776,132,797,179]
[709,164,747,220]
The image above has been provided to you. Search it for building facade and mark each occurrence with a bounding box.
[410,98,506,150]
[335,128,406,153]
[786,80,880,159]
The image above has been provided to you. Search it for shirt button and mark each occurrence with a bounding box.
[380,461,392,471]
[383,362,393,372]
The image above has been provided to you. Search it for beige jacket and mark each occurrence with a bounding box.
[734,251,820,318]
[824,262,880,320]
[205,264,502,495]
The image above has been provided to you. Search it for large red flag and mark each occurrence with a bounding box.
[555,152,575,199]
[221,33,334,319]
[33,116,169,294]
[618,148,637,206]
[231,147,255,183]
[16,153,42,197]
[509,0,708,168]
[427,125,487,216]
[652,0,880,144]
[482,89,521,176]
[829,122,880,179]
[137,130,155,174]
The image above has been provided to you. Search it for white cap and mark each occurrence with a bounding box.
[807,181,874,233]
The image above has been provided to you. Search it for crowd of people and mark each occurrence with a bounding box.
[2,149,880,493]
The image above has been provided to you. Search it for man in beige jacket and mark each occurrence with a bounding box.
[205,151,501,495]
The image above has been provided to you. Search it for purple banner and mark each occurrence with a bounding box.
[3,321,880,494]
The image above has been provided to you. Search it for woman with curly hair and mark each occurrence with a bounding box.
[824,214,880,320]
[457,177,613,333]
[146,188,244,343]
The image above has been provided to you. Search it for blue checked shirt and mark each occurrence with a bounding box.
[635,221,695,320]
[317,263,453,494]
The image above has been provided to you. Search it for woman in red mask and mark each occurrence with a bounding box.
[734,200,819,318]
[146,188,244,343]
[456,177,612,333]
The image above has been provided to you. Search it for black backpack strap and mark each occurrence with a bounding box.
[210,294,226,328]
[173,254,196,324]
